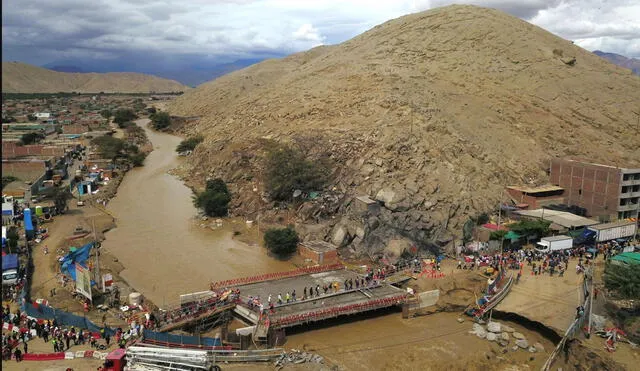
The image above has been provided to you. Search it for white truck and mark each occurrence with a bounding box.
[536,235,573,252]
[588,221,637,242]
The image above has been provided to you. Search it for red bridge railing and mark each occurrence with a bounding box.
[209,263,345,290]
[270,294,407,327]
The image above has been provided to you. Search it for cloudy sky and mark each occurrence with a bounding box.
[2,0,639,72]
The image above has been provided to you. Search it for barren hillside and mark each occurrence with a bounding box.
[2,62,189,93]
[168,5,640,256]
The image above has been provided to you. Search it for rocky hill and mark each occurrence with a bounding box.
[168,5,640,257]
[2,62,189,93]
[593,51,640,76]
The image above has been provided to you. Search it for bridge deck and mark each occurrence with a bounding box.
[234,269,406,329]
[496,263,583,333]
[157,303,235,332]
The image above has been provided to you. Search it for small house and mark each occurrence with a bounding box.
[298,240,338,265]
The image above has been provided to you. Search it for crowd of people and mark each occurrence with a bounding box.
[1,305,117,362]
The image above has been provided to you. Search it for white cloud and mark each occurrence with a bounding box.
[1,0,639,65]
[292,24,324,45]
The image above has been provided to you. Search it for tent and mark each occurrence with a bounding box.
[504,231,521,241]
[611,252,640,266]
[59,242,94,281]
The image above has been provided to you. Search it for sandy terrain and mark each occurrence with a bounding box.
[2,62,189,93]
[497,258,583,333]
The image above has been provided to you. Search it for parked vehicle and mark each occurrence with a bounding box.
[535,235,573,253]
[2,254,19,286]
[588,221,637,242]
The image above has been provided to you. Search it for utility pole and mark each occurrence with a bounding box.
[92,216,101,291]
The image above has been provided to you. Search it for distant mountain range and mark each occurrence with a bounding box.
[43,57,272,87]
[2,62,189,93]
[593,51,640,75]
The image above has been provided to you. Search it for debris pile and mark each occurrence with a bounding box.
[275,349,325,369]
[468,321,545,353]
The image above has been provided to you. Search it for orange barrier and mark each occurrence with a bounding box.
[210,263,345,289]
[271,294,406,326]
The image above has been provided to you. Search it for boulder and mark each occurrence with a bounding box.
[534,342,545,352]
[487,322,501,333]
[512,332,525,340]
[516,339,529,349]
[330,225,350,247]
[528,346,537,353]
[501,332,510,342]
[486,332,497,342]
[375,187,407,210]
[501,325,515,333]
[383,239,413,264]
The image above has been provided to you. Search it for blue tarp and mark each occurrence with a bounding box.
[60,242,94,281]
[24,208,34,232]
[2,254,18,271]
[23,301,115,336]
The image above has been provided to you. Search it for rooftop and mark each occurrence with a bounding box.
[514,209,599,229]
[588,220,637,231]
[541,235,572,242]
[555,158,640,173]
[507,185,564,194]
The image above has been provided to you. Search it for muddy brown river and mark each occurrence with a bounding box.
[101,119,292,306]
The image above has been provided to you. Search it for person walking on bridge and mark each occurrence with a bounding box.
[277,293,283,305]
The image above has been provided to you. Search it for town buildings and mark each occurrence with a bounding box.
[549,158,640,222]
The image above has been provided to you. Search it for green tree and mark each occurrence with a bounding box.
[6,226,20,251]
[150,111,171,130]
[604,261,640,299]
[91,136,125,159]
[265,144,329,201]
[475,212,490,225]
[129,152,147,167]
[264,226,299,256]
[27,114,37,121]
[113,108,137,126]
[20,132,44,145]
[193,178,231,217]
[146,106,157,115]
[176,135,204,153]
[489,230,508,241]
[100,109,112,119]
[508,219,551,239]
[51,186,72,214]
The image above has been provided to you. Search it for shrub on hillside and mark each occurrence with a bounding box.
[113,108,137,126]
[176,135,204,153]
[91,136,125,159]
[264,226,299,256]
[150,111,171,130]
[193,178,231,217]
[264,143,330,201]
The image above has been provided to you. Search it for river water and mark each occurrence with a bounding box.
[101,119,292,306]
